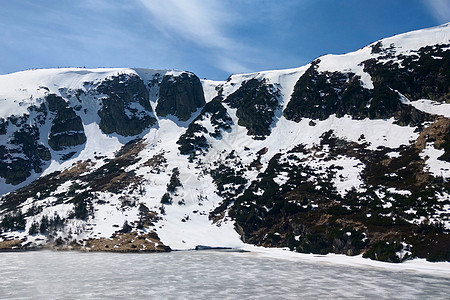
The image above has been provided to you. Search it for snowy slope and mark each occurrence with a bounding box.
[317,22,450,89]
[0,23,449,263]
[0,68,135,118]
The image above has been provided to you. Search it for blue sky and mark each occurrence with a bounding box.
[0,0,449,80]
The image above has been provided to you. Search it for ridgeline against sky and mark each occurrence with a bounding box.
[0,0,449,80]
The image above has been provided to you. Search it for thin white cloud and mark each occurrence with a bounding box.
[137,0,250,74]
[216,56,252,75]
[138,0,234,50]
[423,0,450,23]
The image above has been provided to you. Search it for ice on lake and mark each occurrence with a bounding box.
[0,250,449,299]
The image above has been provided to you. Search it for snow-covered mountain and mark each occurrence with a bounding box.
[0,23,449,262]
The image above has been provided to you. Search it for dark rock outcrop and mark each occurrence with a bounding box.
[0,119,6,135]
[284,43,449,125]
[364,43,450,103]
[97,73,156,136]
[156,72,205,121]
[47,94,86,152]
[0,108,51,185]
[177,96,233,156]
[284,63,372,121]
[225,79,280,139]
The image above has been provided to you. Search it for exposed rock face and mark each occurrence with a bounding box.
[47,94,86,151]
[365,43,450,103]
[97,73,156,136]
[156,72,205,121]
[177,96,233,156]
[0,105,51,185]
[224,79,280,139]
[0,119,6,135]
[284,43,449,126]
[284,64,373,121]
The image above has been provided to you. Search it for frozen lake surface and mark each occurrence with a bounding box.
[0,250,449,299]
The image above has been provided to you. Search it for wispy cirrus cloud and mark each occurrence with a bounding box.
[2,0,437,81]
[138,0,233,49]
[137,0,251,74]
[423,0,450,23]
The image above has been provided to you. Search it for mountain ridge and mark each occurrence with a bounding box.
[0,23,449,262]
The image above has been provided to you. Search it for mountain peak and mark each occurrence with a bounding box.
[0,24,449,262]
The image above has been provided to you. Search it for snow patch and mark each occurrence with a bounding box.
[407,99,450,118]
[420,142,450,178]
[241,244,450,278]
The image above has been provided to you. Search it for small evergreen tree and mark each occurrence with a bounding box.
[161,192,172,205]
[121,220,132,233]
[73,199,90,220]
[167,168,182,193]
[29,221,39,235]
[1,211,26,231]
[39,215,49,234]
[51,212,63,231]
[137,204,150,229]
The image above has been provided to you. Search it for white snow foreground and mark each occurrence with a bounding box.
[240,245,450,278]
